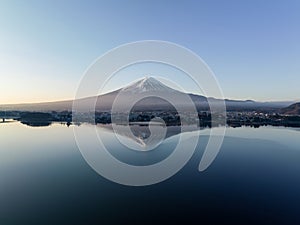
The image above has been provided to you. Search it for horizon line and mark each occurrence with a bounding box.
[0,95,298,106]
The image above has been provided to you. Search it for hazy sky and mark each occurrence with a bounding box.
[0,0,299,104]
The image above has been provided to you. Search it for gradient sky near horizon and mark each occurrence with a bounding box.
[0,0,299,104]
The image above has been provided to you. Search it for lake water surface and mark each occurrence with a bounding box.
[0,122,300,224]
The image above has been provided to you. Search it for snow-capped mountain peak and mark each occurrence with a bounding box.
[122,77,177,93]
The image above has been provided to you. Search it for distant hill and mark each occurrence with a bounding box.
[280,103,300,115]
[0,77,296,112]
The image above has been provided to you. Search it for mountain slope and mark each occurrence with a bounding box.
[280,103,300,115]
[94,77,204,111]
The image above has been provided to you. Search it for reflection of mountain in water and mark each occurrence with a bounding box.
[99,123,200,149]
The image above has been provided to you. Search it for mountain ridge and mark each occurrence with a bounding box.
[0,77,296,112]
[280,102,300,115]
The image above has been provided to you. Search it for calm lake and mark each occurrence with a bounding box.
[0,122,300,224]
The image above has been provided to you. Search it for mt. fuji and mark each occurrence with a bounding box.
[0,77,295,112]
[94,76,194,111]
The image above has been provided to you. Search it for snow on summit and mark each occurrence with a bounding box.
[122,77,177,93]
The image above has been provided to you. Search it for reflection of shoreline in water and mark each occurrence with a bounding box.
[20,121,74,127]
[20,121,52,127]
[0,119,15,124]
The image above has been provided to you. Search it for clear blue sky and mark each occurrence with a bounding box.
[0,0,299,103]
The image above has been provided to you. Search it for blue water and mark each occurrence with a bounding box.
[0,122,300,224]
